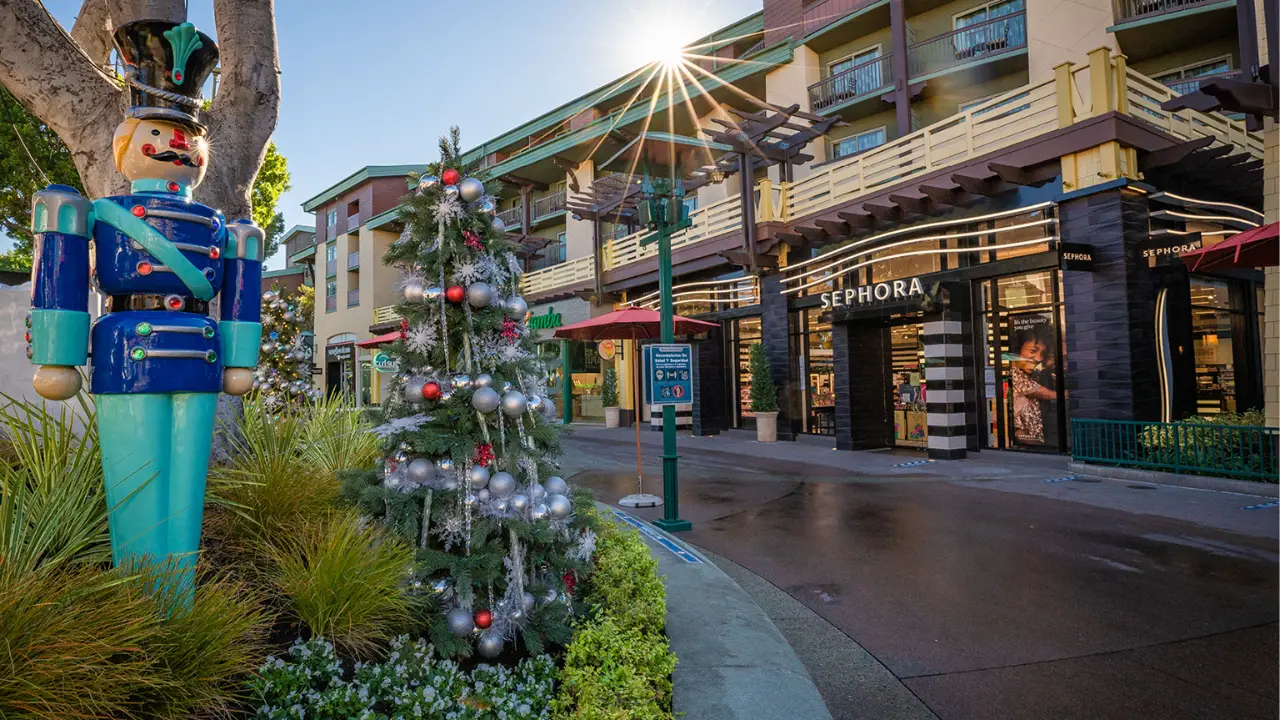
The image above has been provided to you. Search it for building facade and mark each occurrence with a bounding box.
[301,165,423,405]
[305,0,1272,454]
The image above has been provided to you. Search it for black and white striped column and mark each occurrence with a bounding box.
[923,319,975,460]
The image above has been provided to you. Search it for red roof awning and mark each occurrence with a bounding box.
[552,307,717,342]
[356,331,404,348]
[1181,222,1279,271]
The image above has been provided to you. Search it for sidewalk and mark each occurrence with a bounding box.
[569,424,1071,480]
[601,505,833,720]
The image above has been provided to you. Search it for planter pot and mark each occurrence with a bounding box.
[604,407,621,428]
[755,411,779,443]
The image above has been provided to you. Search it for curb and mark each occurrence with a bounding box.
[1067,462,1279,498]
[599,504,833,720]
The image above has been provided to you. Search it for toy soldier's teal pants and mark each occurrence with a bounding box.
[96,392,219,600]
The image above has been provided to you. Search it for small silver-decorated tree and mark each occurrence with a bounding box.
[347,129,596,660]
[253,284,318,411]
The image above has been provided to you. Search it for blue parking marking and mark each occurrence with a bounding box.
[609,508,702,563]
[1044,475,1079,483]
[1240,501,1280,511]
[892,459,936,468]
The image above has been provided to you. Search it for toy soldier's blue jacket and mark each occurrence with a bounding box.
[27,182,263,393]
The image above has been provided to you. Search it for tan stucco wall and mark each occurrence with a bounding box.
[826,109,900,146]
[1026,0,1118,83]
[766,45,824,175]
[565,162,595,261]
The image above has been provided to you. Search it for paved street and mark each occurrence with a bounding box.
[561,428,1279,720]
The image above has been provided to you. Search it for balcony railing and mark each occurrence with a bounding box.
[325,295,337,313]
[347,288,360,307]
[347,213,360,231]
[1161,70,1242,96]
[908,11,1026,79]
[531,191,567,219]
[803,0,875,36]
[325,259,337,277]
[809,54,893,112]
[372,305,402,326]
[285,234,316,258]
[347,250,360,270]
[521,254,595,297]
[497,205,522,230]
[1113,0,1226,22]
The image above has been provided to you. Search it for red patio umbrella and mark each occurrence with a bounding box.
[553,307,716,507]
[1181,222,1279,271]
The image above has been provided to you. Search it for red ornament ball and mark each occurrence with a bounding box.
[446,285,466,303]
[422,381,442,401]
[474,609,493,629]
[442,168,461,186]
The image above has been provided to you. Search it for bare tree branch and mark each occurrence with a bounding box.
[0,0,128,194]
[70,0,114,68]
[202,0,281,220]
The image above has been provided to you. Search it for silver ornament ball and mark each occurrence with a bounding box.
[452,374,472,390]
[283,311,296,323]
[466,465,491,489]
[407,458,435,485]
[501,390,528,417]
[477,197,497,216]
[477,488,491,502]
[437,458,455,473]
[501,381,514,394]
[404,378,426,403]
[547,493,572,519]
[504,296,528,318]
[522,592,536,612]
[467,282,493,309]
[476,628,503,658]
[443,184,459,198]
[544,476,569,495]
[528,395,543,411]
[471,387,501,414]
[392,450,409,463]
[417,175,440,192]
[473,373,494,388]
[529,482,546,502]
[495,497,511,513]
[530,503,549,521]
[458,177,485,203]
[440,474,461,491]
[511,493,529,512]
[424,286,443,301]
[464,492,479,507]
[490,215,507,234]
[489,471,516,496]
[403,280,425,303]
[262,290,277,302]
[446,607,475,636]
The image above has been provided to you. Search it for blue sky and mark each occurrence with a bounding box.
[31,0,762,268]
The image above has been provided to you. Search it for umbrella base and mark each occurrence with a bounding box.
[619,493,664,508]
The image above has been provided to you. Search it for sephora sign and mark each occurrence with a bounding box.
[819,277,926,309]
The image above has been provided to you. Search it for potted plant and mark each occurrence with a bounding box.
[602,367,621,428]
[749,343,779,442]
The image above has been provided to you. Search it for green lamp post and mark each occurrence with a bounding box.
[638,173,692,532]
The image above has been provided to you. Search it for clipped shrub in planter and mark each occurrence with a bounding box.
[267,509,417,655]
[252,635,558,719]
[748,343,779,442]
[602,368,621,428]
[583,523,665,633]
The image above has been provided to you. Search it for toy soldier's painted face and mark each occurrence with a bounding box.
[112,117,210,188]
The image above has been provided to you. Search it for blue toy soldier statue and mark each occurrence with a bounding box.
[28,20,261,596]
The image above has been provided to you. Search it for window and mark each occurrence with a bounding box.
[1190,278,1244,414]
[1153,56,1233,83]
[682,196,699,217]
[554,233,567,263]
[326,210,337,227]
[954,0,1024,56]
[955,0,1023,28]
[326,243,337,262]
[831,127,887,159]
[828,46,884,98]
[326,280,337,297]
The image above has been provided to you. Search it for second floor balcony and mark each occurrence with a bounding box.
[908,11,1026,80]
[531,191,567,220]
[497,205,522,231]
[347,288,360,308]
[347,213,361,232]
[1112,0,1229,22]
[803,0,875,36]
[809,54,894,113]
[347,250,360,271]
[326,258,337,277]
[325,294,337,313]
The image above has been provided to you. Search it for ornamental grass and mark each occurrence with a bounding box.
[267,508,417,656]
[301,395,381,479]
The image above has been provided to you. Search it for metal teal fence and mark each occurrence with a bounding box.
[1071,418,1280,482]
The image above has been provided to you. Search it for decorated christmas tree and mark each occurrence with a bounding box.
[352,129,594,660]
[253,284,320,409]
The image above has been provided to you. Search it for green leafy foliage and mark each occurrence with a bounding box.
[1138,408,1274,481]
[252,635,558,719]
[267,510,416,655]
[0,88,81,270]
[252,142,292,261]
[601,368,619,408]
[748,342,778,413]
[553,508,676,719]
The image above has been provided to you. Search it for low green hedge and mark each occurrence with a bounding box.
[551,506,676,719]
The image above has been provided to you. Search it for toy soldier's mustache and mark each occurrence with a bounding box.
[147,150,198,167]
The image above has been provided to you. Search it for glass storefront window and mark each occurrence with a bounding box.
[891,323,927,447]
[804,309,835,435]
[732,317,762,425]
[869,241,941,283]
[991,209,1052,260]
[1190,277,1239,414]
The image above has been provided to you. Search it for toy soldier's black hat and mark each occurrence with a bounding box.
[113,20,219,132]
